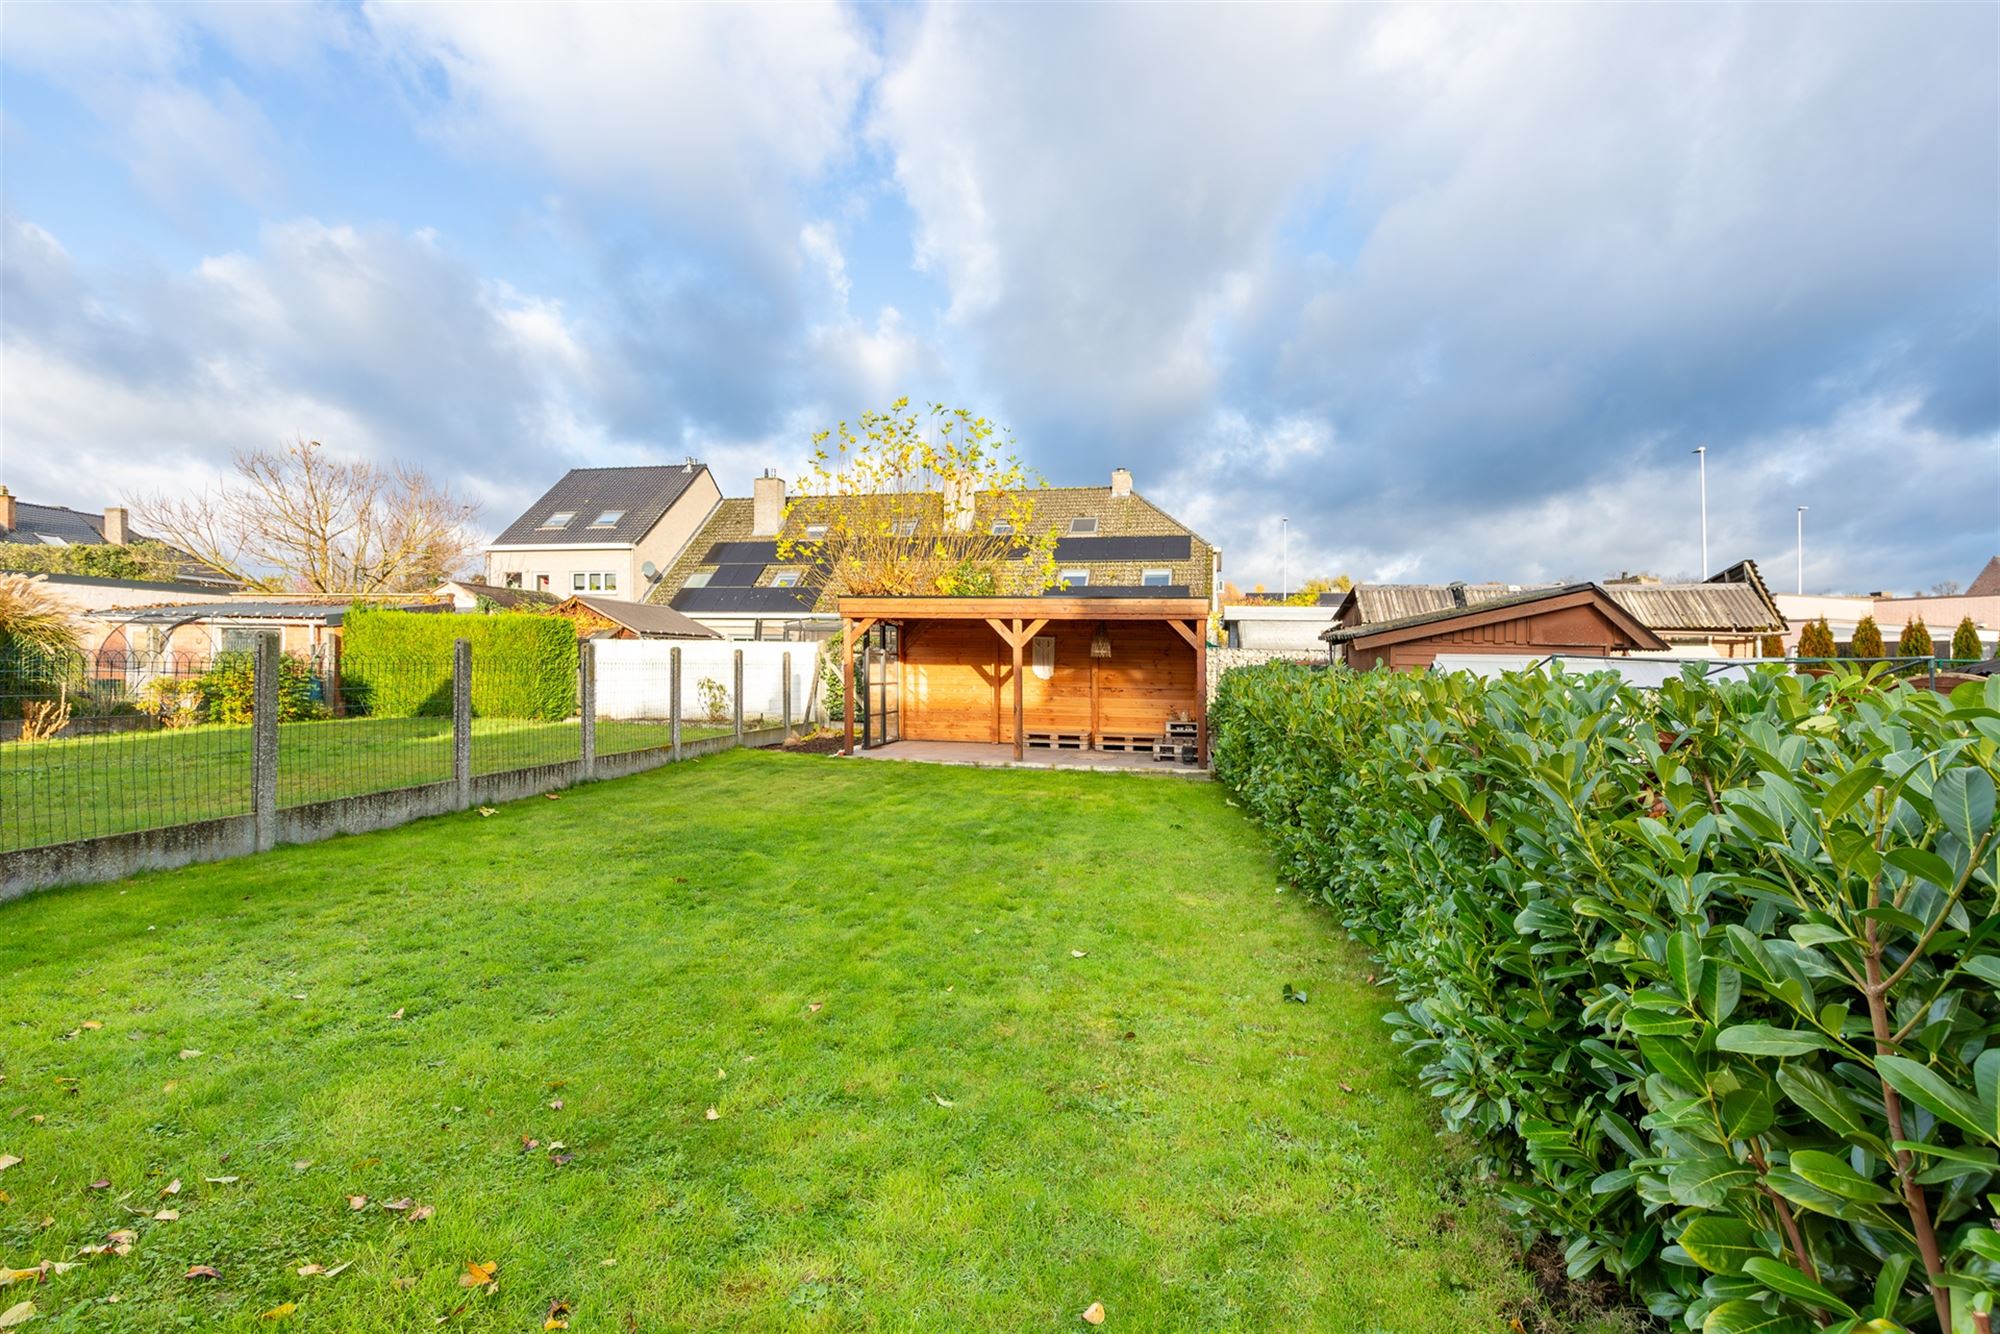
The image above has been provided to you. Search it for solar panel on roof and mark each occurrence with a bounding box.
[1051,535,1192,562]
[707,563,767,587]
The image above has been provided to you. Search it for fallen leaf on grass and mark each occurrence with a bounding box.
[807,1002,822,1013]
[0,1157,17,1173]
[1070,950,1087,959]
[178,1050,202,1061]
[544,1298,572,1328]
[477,806,497,817]
[931,1093,955,1108]
[519,1137,539,1152]
[205,1176,239,1185]
[549,1152,573,1167]
[549,1097,564,1110]
[1338,1081,1354,1094]
[260,1302,296,1320]
[296,1264,324,1277]
[184,1265,221,1280]
[390,1008,406,1020]
[457,1260,498,1292]
[382,1198,413,1212]
[703,1107,720,1121]
[347,1195,368,1211]
[81,1021,102,1031]
[0,1300,35,1328]
[292,1160,312,1173]
[408,1204,435,1223]
[391,1276,417,1290]
[160,1179,181,1197]
[543,792,561,800]
[1081,1300,1106,1325]
[161,1081,181,1094]
[86,1180,109,1191]
[152,1209,178,1222]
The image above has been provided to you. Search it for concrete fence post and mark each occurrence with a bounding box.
[452,638,472,811]
[578,641,597,781]
[782,651,793,736]
[670,646,683,761]
[733,648,744,742]
[251,634,279,852]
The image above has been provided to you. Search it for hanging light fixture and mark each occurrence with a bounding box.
[1090,622,1112,658]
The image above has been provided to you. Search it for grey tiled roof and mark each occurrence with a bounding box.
[0,501,114,546]
[1969,556,2000,598]
[492,465,709,547]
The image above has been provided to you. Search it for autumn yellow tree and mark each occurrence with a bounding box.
[777,400,1060,597]
[139,438,480,594]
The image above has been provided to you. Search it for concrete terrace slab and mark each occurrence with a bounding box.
[847,738,1208,778]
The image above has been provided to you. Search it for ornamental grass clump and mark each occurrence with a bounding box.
[1211,660,1999,1332]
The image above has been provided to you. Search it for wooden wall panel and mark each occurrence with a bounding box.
[894,617,1199,744]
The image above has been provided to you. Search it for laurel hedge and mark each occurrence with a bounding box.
[1211,661,1999,1333]
[339,608,577,720]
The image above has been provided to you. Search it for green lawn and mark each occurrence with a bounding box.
[1,751,1566,1330]
[0,717,735,852]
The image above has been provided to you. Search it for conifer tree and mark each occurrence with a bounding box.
[1949,616,1983,660]
[1895,617,1933,658]
[1850,615,1884,659]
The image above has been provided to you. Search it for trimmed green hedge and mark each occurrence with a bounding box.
[340,609,577,720]
[1212,661,1999,1332]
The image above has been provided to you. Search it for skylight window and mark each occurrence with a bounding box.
[990,520,1014,536]
[35,534,69,546]
[539,511,576,529]
[1141,568,1172,587]
[804,523,828,539]
[590,510,625,528]
[1067,516,1099,535]
[770,570,801,588]
[1059,568,1090,588]
[683,570,713,588]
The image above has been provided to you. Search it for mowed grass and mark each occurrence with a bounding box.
[0,717,733,851]
[2,750,1549,1331]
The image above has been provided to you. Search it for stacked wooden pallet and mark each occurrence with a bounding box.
[1095,732,1158,754]
[1153,719,1200,764]
[1025,730,1090,751]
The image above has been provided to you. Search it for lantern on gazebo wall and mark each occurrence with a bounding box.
[1090,623,1112,659]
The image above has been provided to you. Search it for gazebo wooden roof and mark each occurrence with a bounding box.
[836,596,1212,762]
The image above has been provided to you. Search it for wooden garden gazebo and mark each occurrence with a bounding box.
[836,596,1212,765]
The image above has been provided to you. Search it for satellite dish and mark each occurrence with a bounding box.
[641,561,658,580]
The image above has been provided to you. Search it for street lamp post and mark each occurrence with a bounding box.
[1796,506,1807,595]
[1693,446,1709,578]
[1280,517,1289,600]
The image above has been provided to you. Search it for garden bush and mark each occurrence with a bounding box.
[196,650,324,724]
[340,609,577,720]
[1951,619,1984,663]
[1211,661,1999,1332]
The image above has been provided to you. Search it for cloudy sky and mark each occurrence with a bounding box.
[2,3,1995,593]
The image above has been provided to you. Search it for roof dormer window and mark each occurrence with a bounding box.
[894,519,918,537]
[590,509,624,528]
[539,511,576,529]
[990,520,1014,536]
[1067,516,1099,535]
[804,523,828,540]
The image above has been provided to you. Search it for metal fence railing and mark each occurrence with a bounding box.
[2,640,810,859]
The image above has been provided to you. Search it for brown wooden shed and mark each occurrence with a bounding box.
[1322,582,1668,671]
[836,596,1211,763]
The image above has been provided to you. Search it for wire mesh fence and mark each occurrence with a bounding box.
[277,654,458,808]
[1,647,251,852]
[2,638,803,860]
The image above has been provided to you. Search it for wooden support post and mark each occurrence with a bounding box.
[1195,630,1210,768]
[842,618,857,756]
[1011,617,1025,761]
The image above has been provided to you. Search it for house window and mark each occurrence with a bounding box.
[503,572,522,589]
[539,511,576,529]
[1059,568,1090,588]
[1140,568,1172,587]
[804,523,828,539]
[684,570,713,588]
[990,520,1014,536]
[1067,516,1098,535]
[35,533,69,546]
[572,571,618,592]
[590,510,624,528]
[602,571,616,591]
[535,574,551,591]
[1031,635,1056,680]
[573,573,588,591]
[770,570,801,588]
[894,519,918,537]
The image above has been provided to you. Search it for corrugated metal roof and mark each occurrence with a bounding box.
[491,465,708,547]
[1324,584,1597,642]
[1603,582,1784,634]
[565,595,718,639]
[108,602,440,624]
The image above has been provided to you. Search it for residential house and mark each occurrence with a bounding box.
[484,463,722,602]
[0,486,238,587]
[1774,556,2000,656]
[650,467,1219,641]
[1322,583,1669,670]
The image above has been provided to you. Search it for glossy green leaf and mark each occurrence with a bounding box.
[1932,765,1995,848]
[1716,1025,1832,1057]
[1668,1157,1757,1210]
[1788,1149,1898,1204]
[1702,1298,1814,1333]
[1678,1216,1770,1274]
[1777,1066,1887,1153]
[1877,1056,1993,1145]
[1741,1255,1857,1317]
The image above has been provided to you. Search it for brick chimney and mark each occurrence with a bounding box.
[102,505,130,545]
[751,470,786,537]
[943,477,975,531]
[0,486,14,533]
[1110,467,1133,498]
